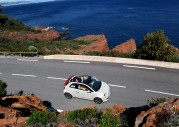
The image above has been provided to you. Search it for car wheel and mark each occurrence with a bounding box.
[94,98,103,104]
[64,93,72,99]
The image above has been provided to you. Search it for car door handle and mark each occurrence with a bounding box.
[87,91,91,93]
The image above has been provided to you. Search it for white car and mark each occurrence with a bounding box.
[63,75,111,104]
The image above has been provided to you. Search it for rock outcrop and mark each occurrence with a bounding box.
[112,39,136,53]
[23,26,64,41]
[0,26,64,41]
[74,34,109,54]
[0,94,48,127]
[135,98,179,127]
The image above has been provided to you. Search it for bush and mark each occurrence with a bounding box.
[0,14,34,31]
[66,108,101,126]
[27,110,57,126]
[85,51,133,58]
[147,97,167,107]
[28,45,38,52]
[0,80,7,97]
[154,108,179,127]
[134,30,178,62]
[99,111,121,127]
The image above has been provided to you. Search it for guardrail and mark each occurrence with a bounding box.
[0,52,38,57]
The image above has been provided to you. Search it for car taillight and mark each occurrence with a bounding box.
[64,75,73,86]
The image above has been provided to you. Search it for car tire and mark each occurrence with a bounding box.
[64,93,72,99]
[94,98,103,104]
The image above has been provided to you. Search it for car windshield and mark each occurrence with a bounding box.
[89,77,101,91]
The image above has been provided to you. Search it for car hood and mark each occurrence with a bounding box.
[98,81,110,96]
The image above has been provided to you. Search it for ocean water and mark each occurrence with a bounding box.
[2,0,179,48]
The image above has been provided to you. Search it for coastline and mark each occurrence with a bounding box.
[2,0,179,48]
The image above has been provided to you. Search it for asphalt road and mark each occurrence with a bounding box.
[0,57,179,111]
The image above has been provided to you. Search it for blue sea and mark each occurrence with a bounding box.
[2,0,179,48]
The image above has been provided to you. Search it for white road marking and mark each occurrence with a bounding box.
[123,65,156,70]
[145,89,179,97]
[108,84,126,88]
[12,73,37,77]
[0,73,2,74]
[64,61,90,64]
[47,77,67,80]
[57,109,63,112]
[17,59,38,62]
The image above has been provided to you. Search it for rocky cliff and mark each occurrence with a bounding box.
[0,26,64,41]
[135,98,179,127]
[0,94,47,127]
[1,94,179,127]
[112,38,137,53]
[74,34,109,54]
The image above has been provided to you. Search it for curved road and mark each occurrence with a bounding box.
[0,57,179,111]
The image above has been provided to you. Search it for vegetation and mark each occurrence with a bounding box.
[63,108,127,127]
[85,51,133,58]
[0,9,179,62]
[134,30,178,62]
[99,111,121,127]
[0,37,89,55]
[0,12,91,56]
[147,97,167,107]
[0,14,34,31]
[65,108,101,126]
[26,110,57,126]
[154,108,179,127]
[0,80,7,97]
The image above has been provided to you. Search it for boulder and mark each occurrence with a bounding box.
[112,39,136,53]
[0,94,48,127]
[135,98,179,127]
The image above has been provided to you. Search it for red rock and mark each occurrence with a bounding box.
[112,39,136,53]
[1,26,63,41]
[0,94,48,127]
[75,34,109,54]
[135,98,179,127]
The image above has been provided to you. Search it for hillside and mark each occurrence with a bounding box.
[0,11,178,61]
[1,93,179,127]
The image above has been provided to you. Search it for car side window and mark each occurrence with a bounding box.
[70,83,79,89]
[79,84,92,92]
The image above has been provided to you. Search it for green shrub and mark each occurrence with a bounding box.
[0,14,34,31]
[99,111,121,127]
[66,108,101,126]
[27,110,57,126]
[66,108,100,121]
[0,80,7,97]
[64,51,77,55]
[85,51,133,58]
[147,97,167,107]
[154,108,179,127]
[28,45,38,52]
[134,30,178,62]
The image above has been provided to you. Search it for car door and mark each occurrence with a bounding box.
[77,84,94,100]
[69,83,80,98]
